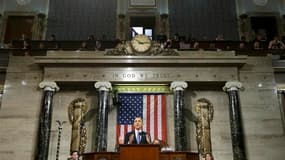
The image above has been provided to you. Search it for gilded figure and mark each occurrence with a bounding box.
[68,98,88,154]
[194,98,214,157]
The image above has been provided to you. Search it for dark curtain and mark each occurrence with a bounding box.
[168,0,239,40]
[46,0,117,40]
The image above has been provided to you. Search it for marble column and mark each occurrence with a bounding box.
[94,82,112,151]
[223,81,247,160]
[170,81,188,151]
[277,90,285,134]
[36,81,59,160]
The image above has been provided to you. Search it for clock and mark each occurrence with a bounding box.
[131,34,152,53]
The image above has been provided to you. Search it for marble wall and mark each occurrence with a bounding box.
[239,57,285,160]
[0,1,4,14]
[0,55,42,160]
[0,52,285,160]
[49,90,98,159]
[185,90,233,160]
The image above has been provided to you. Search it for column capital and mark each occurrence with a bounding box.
[39,81,59,92]
[223,81,243,92]
[170,81,188,91]
[94,81,112,91]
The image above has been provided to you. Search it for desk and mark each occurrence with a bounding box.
[82,145,199,160]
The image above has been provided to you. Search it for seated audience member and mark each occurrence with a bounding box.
[268,36,285,49]
[215,34,224,41]
[179,39,190,49]
[48,34,56,41]
[164,39,172,49]
[39,42,45,49]
[95,40,102,51]
[68,151,79,160]
[204,153,214,160]
[173,33,180,42]
[88,34,95,41]
[124,117,151,144]
[253,34,266,49]
[78,41,88,51]
[240,36,246,42]
[193,41,200,50]
[253,41,262,50]
[239,42,246,49]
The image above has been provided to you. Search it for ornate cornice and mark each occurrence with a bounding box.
[223,81,243,91]
[170,81,188,91]
[34,51,247,67]
[39,81,60,92]
[94,82,112,91]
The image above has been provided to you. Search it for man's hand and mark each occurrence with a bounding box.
[118,136,124,144]
[146,133,151,144]
[128,134,135,144]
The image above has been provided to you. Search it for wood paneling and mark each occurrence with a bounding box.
[4,16,34,43]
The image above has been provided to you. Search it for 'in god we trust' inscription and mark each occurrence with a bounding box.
[112,72,171,81]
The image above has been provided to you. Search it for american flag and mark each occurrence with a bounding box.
[117,93,167,143]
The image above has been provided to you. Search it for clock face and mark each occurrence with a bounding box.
[131,34,152,53]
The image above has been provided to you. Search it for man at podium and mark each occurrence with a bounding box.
[124,117,151,144]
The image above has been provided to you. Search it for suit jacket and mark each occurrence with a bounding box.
[124,131,151,144]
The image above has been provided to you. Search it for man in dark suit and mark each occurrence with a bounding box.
[124,117,151,144]
[68,151,79,160]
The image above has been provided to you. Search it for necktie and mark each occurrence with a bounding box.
[136,133,141,144]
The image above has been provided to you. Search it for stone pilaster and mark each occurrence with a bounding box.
[36,81,59,160]
[94,82,112,151]
[223,81,247,160]
[277,89,285,135]
[170,81,188,151]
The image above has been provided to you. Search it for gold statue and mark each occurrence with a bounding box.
[194,98,214,157]
[68,98,88,154]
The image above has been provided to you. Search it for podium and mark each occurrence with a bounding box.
[120,144,160,160]
[82,145,199,160]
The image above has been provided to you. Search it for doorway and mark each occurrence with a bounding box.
[250,16,278,40]
[4,16,34,43]
[130,16,155,39]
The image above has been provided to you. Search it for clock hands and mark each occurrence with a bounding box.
[134,39,151,44]
[131,35,152,52]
